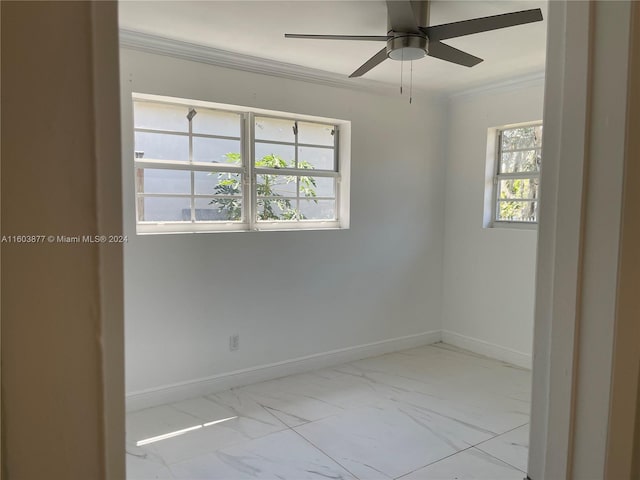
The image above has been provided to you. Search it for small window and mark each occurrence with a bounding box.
[492,124,543,225]
[132,94,350,234]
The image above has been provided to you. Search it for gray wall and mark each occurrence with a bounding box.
[441,83,544,366]
[120,49,447,396]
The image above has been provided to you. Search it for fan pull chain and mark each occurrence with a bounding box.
[409,60,413,104]
[400,49,404,94]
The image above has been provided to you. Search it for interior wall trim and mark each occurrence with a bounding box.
[119,29,543,101]
[448,70,545,100]
[441,330,532,370]
[125,330,442,412]
[119,28,400,97]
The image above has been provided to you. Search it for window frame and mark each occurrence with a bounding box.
[490,122,543,227]
[132,94,349,234]
[251,113,341,231]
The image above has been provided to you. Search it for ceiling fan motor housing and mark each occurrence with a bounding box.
[387,33,429,61]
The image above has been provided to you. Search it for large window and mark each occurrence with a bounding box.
[492,124,543,224]
[132,94,349,234]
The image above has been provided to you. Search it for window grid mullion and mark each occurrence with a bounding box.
[136,193,242,199]
[497,198,539,203]
[494,130,503,222]
[334,126,340,220]
[247,112,256,229]
[134,127,241,142]
[500,146,542,155]
[496,172,540,179]
[188,111,195,223]
[134,159,243,173]
[297,184,302,221]
[253,167,338,178]
[294,121,299,220]
[254,139,334,150]
[256,196,335,201]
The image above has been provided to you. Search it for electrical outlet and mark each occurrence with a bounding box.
[229,334,239,351]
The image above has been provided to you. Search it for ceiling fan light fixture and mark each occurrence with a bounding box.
[386,34,428,61]
[388,46,426,61]
[284,2,543,78]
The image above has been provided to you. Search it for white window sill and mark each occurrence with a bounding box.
[136,221,346,235]
[488,221,538,231]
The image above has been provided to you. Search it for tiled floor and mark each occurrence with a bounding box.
[126,343,531,479]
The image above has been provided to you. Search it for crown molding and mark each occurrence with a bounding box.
[448,70,546,99]
[119,29,407,97]
[119,29,542,103]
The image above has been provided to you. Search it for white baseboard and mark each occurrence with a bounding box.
[441,330,532,369]
[126,330,442,412]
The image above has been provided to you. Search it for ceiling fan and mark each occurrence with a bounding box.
[285,1,543,78]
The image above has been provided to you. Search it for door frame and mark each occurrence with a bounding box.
[529,1,640,478]
[40,1,639,478]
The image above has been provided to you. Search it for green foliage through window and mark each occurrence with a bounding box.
[209,152,318,221]
[495,124,542,223]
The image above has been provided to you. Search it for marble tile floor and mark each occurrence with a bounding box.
[127,343,531,480]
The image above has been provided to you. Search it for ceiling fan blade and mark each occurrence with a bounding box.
[349,47,389,78]
[428,41,483,67]
[285,34,388,41]
[422,8,543,41]
[386,0,419,33]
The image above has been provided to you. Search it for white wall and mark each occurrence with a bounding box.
[441,83,544,367]
[120,49,447,401]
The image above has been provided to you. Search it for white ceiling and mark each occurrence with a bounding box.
[118,1,547,94]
